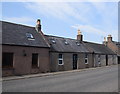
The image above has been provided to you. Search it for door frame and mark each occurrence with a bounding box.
[106,55,108,66]
[118,56,120,64]
[73,54,78,70]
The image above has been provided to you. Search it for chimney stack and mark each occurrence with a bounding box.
[35,19,41,32]
[77,29,83,41]
[104,37,106,42]
[107,35,112,42]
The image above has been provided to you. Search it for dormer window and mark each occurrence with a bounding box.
[51,40,56,44]
[77,43,80,46]
[26,33,35,40]
[76,42,80,46]
[65,41,69,45]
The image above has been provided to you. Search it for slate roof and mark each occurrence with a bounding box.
[1,21,116,55]
[45,35,89,53]
[83,41,116,55]
[46,35,115,55]
[1,21,49,48]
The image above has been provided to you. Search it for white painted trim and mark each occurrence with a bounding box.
[85,58,88,64]
[58,59,64,65]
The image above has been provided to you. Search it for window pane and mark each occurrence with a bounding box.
[59,54,62,59]
[26,33,34,39]
[85,59,88,64]
[85,54,88,58]
[59,60,63,64]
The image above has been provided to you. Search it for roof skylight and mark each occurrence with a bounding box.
[26,33,34,40]
[76,42,80,46]
[51,39,56,44]
[65,41,69,45]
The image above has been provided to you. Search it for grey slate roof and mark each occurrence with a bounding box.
[1,21,116,55]
[45,35,115,54]
[45,35,90,53]
[1,21,49,48]
[83,41,115,55]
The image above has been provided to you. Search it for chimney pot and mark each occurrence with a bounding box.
[35,19,41,32]
[78,29,81,35]
[104,37,106,41]
[107,35,112,42]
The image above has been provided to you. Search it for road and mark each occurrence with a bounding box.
[2,65,118,92]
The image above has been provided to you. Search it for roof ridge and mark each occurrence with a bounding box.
[45,34,76,40]
[1,20,35,28]
[83,41,103,45]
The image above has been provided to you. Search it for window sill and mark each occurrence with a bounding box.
[58,64,64,66]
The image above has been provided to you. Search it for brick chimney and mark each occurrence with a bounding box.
[35,19,41,32]
[107,35,112,42]
[77,29,83,41]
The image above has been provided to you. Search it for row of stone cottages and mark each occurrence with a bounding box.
[1,19,118,76]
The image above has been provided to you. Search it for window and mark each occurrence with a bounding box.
[76,43,80,46]
[76,41,80,46]
[2,53,13,68]
[65,41,69,45]
[52,40,56,44]
[58,54,64,65]
[85,54,88,64]
[98,55,101,65]
[32,53,38,68]
[26,33,34,40]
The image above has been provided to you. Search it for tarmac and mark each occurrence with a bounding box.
[1,65,117,81]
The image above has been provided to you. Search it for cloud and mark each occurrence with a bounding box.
[2,16,35,26]
[24,2,117,26]
[24,2,118,41]
[72,24,118,41]
[24,2,90,23]
[2,1,118,42]
[72,24,106,35]
[90,2,118,28]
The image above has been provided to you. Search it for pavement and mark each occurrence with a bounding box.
[2,65,115,81]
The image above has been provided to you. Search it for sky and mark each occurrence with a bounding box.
[1,1,118,43]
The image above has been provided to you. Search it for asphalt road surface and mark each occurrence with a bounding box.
[2,65,118,92]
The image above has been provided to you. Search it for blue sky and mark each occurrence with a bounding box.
[2,1,118,43]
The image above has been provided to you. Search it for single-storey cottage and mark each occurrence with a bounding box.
[103,35,120,64]
[46,30,117,72]
[1,20,50,76]
[83,41,117,67]
[1,20,118,76]
[45,32,93,72]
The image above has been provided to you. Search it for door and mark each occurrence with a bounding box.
[73,54,78,70]
[118,56,120,64]
[106,55,108,66]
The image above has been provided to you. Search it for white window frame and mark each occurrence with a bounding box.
[85,54,88,64]
[98,55,101,65]
[65,41,69,45]
[58,54,64,65]
[26,33,35,40]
